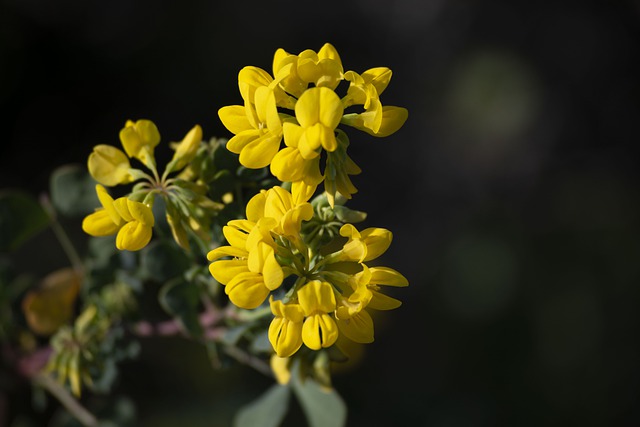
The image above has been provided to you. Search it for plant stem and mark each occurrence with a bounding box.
[32,372,98,427]
[40,195,84,273]
[222,345,272,378]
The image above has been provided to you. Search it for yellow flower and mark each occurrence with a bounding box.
[218,86,283,169]
[296,43,343,90]
[112,197,155,251]
[327,224,393,263]
[270,354,293,385]
[269,297,304,358]
[207,218,284,309]
[82,184,125,236]
[298,280,339,350]
[269,143,323,194]
[82,185,154,251]
[290,86,343,158]
[238,66,295,110]
[354,265,408,311]
[119,119,160,165]
[167,124,203,172]
[335,308,375,344]
[341,106,408,137]
[272,48,307,98]
[87,144,135,186]
[333,264,407,344]
[341,68,408,137]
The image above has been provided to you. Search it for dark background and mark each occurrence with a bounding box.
[2,0,640,426]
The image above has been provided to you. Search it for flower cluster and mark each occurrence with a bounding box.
[218,43,408,207]
[78,41,408,384]
[208,185,408,358]
[209,43,409,364]
[82,119,223,251]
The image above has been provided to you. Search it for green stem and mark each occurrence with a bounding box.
[40,195,84,273]
[33,372,99,427]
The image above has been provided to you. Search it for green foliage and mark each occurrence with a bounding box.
[0,190,49,251]
[158,277,203,337]
[234,384,291,427]
[139,241,191,283]
[49,164,99,217]
[291,367,347,427]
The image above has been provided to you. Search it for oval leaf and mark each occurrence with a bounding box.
[0,190,50,251]
[234,384,290,427]
[50,164,100,217]
[291,367,347,427]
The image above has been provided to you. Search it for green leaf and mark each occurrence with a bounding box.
[249,330,272,354]
[291,364,347,427]
[0,190,50,251]
[221,324,251,346]
[332,205,367,224]
[49,164,99,217]
[158,277,203,337]
[233,384,290,427]
[139,241,191,283]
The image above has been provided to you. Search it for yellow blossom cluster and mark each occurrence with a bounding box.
[82,119,219,251]
[218,43,408,207]
[208,185,407,358]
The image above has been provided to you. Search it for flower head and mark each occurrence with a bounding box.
[208,187,407,357]
[84,120,223,251]
[218,42,408,206]
[82,185,154,251]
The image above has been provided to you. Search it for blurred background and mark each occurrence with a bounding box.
[2,0,640,426]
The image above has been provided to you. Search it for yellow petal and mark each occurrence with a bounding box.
[223,225,248,248]
[362,67,392,95]
[295,87,320,127]
[269,317,303,358]
[238,132,282,169]
[270,355,293,384]
[337,310,374,343]
[246,191,266,223]
[368,267,408,287]
[170,124,202,170]
[291,181,316,205]
[82,210,120,236]
[298,280,336,315]
[226,129,261,154]
[299,124,324,159]
[270,147,305,182]
[119,119,160,159]
[206,245,248,261]
[368,292,402,311]
[95,184,122,225]
[113,197,133,222]
[254,86,281,133]
[318,43,341,65]
[115,221,152,251]
[87,145,133,186]
[238,66,273,103]
[225,271,270,309]
[126,199,154,226]
[218,106,253,135]
[361,228,393,261]
[318,86,343,129]
[209,259,249,285]
[264,186,293,221]
[282,203,313,237]
[262,246,284,291]
[282,122,303,148]
[342,106,408,137]
[302,313,339,350]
